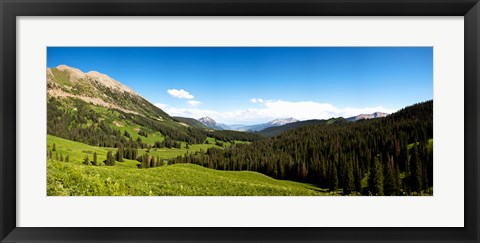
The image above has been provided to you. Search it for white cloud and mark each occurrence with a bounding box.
[155,103,168,109]
[250,98,264,103]
[167,89,194,99]
[160,99,397,125]
[261,100,395,120]
[187,100,201,107]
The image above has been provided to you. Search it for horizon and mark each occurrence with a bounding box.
[189,112,394,126]
[47,47,433,124]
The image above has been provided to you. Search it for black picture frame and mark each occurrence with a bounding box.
[1,0,479,242]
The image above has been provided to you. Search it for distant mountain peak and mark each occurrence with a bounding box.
[198,116,224,130]
[372,112,388,117]
[230,117,299,132]
[346,112,389,122]
[199,116,216,124]
[269,117,299,126]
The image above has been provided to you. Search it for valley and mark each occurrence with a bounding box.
[48,135,329,196]
[46,63,433,196]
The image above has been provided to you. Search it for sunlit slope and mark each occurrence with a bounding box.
[47,134,224,169]
[48,161,331,196]
[47,135,331,196]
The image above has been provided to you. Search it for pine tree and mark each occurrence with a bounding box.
[384,156,398,196]
[420,141,430,190]
[395,164,402,195]
[83,155,89,165]
[132,148,138,160]
[115,147,124,162]
[111,152,116,166]
[354,160,362,193]
[52,143,56,152]
[369,156,384,195]
[105,151,111,166]
[150,156,156,168]
[143,154,149,168]
[409,144,423,192]
[343,160,355,195]
[106,151,115,166]
[328,162,338,192]
[93,152,98,166]
[138,154,149,168]
[399,141,408,172]
[299,162,308,180]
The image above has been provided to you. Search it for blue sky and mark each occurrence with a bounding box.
[47,47,432,124]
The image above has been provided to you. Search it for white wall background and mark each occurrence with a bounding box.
[17,17,464,227]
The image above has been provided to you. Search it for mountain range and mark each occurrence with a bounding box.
[197,117,300,132]
[48,65,391,140]
[196,113,389,136]
[229,117,299,132]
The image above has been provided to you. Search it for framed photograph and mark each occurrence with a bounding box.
[1,0,479,242]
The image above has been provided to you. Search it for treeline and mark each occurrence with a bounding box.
[258,117,346,137]
[169,101,433,195]
[153,138,182,149]
[47,97,207,147]
[122,112,207,144]
[136,153,170,169]
[205,129,263,142]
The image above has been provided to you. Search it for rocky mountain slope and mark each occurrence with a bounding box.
[47,65,207,146]
[198,116,225,130]
[47,65,171,120]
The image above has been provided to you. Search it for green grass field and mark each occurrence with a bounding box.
[47,161,332,196]
[48,135,228,168]
[47,135,333,196]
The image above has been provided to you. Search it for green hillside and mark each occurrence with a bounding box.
[47,136,332,196]
[174,101,433,196]
[258,117,346,137]
[47,134,227,169]
[47,65,211,148]
[48,65,172,120]
[48,161,333,196]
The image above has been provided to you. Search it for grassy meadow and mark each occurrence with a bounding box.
[47,135,333,196]
[48,134,242,169]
